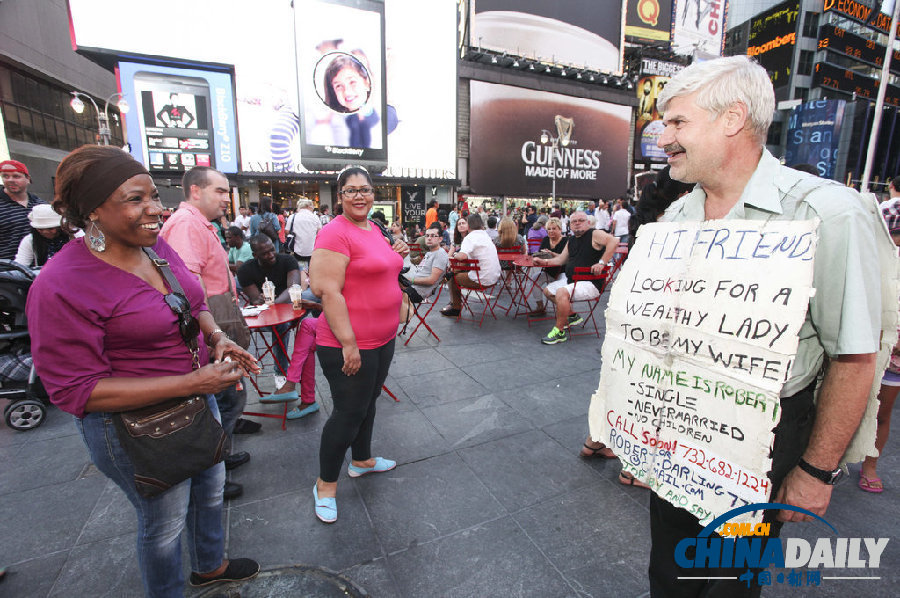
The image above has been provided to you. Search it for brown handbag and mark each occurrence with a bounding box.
[207,270,251,349]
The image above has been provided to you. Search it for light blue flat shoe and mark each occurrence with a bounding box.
[347,457,397,478]
[286,403,320,420]
[259,391,299,404]
[313,484,337,523]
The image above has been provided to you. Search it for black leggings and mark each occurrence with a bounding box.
[317,339,395,482]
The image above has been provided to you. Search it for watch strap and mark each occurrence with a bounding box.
[798,458,843,485]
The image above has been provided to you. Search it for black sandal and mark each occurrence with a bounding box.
[580,442,616,458]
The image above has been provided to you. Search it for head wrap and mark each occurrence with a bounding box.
[70,151,150,216]
[0,160,29,178]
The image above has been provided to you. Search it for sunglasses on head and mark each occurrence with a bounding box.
[164,293,200,346]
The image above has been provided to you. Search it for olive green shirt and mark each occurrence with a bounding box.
[662,149,881,397]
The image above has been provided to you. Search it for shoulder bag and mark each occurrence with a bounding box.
[284,213,297,254]
[112,248,227,498]
[207,269,251,349]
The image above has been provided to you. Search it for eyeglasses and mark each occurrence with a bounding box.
[340,186,375,197]
[164,293,200,346]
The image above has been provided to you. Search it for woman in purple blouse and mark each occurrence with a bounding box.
[26,146,260,597]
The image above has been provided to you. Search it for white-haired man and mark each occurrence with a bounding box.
[532,210,617,345]
[289,197,321,269]
[647,55,887,597]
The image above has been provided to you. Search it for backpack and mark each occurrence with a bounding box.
[258,213,279,244]
[768,175,899,465]
[284,214,297,254]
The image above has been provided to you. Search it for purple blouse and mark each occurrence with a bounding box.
[25,237,208,418]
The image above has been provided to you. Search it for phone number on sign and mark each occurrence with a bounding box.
[679,444,771,495]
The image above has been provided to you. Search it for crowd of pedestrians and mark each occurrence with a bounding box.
[4,55,900,598]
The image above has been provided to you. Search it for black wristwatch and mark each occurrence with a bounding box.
[797,458,844,485]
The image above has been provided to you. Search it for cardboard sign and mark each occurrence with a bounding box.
[589,219,818,525]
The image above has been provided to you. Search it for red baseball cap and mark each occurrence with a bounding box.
[0,160,29,178]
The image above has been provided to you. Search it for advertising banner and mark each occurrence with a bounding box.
[626,0,674,43]
[294,0,388,172]
[634,60,684,163]
[589,220,818,525]
[468,81,630,199]
[401,185,426,227]
[747,0,799,92]
[672,0,728,56]
[783,99,846,179]
[471,0,624,73]
[67,0,457,180]
[117,61,238,174]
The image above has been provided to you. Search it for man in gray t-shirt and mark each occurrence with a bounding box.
[410,236,449,296]
[400,226,448,323]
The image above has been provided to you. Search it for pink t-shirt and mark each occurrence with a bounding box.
[160,202,235,297]
[314,216,402,349]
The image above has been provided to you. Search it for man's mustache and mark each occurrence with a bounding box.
[662,143,685,154]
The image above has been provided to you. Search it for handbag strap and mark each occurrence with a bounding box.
[143,247,201,367]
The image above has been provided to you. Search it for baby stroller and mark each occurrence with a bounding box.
[0,260,48,431]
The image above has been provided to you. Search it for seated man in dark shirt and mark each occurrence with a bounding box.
[238,235,302,372]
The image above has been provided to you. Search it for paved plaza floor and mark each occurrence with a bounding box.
[1,295,899,597]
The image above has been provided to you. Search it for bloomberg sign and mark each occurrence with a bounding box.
[747,0,799,91]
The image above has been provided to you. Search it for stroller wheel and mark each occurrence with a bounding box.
[4,399,46,431]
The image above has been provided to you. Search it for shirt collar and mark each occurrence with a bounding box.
[177,201,216,230]
[667,148,784,220]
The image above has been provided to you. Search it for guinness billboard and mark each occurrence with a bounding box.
[468,81,630,199]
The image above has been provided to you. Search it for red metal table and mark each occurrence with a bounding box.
[242,303,305,430]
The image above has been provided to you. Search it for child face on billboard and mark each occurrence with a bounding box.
[331,66,370,112]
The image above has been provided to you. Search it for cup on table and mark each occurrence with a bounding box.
[288,284,304,310]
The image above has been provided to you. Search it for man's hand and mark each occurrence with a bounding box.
[774,466,835,521]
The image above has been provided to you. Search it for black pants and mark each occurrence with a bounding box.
[317,339,395,482]
[648,382,817,598]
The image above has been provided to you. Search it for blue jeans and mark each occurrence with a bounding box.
[76,396,226,598]
[215,379,246,453]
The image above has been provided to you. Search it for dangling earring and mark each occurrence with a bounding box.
[88,219,106,252]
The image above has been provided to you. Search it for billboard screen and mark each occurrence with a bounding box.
[625,0,674,43]
[67,0,456,180]
[294,0,388,172]
[784,99,845,179]
[471,0,624,74]
[468,81,630,199]
[117,62,239,173]
[672,0,728,56]
[634,60,684,163]
[747,0,799,91]
[818,23,900,76]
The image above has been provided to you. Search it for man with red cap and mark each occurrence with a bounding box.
[1,160,46,260]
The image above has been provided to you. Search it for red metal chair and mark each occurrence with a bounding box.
[527,238,543,254]
[448,257,499,327]
[494,246,524,315]
[568,266,613,339]
[609,245,629,280]
[401,283,444,345]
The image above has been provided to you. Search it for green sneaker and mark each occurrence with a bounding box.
[568,313,585,327]
[541,326,569,345]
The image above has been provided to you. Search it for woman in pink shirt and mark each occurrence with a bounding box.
[309,165,409,523]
